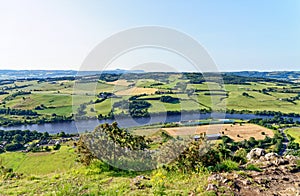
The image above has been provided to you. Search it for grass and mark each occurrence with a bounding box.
[0,147,211,195]
[0,145,77,175]
[215,160,239,172]
[285,127,300,144]
[225,88,300,113]
[246,164,262,172]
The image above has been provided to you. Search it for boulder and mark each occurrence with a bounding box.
[246,148,266,160]
[265,152,279,161]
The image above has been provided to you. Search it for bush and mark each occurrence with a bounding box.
[233,148,247,164]
[53,144,61,150]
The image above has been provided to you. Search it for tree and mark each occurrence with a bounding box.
[13,134,23,144]
[43,132,50,139]
[58,131,66,137]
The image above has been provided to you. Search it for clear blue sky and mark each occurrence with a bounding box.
[0,0,299,71]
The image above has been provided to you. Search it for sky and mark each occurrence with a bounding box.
[0,0,300,71]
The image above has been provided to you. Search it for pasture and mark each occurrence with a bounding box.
[0,145,77,175]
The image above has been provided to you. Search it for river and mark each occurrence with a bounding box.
[0,113,299,134]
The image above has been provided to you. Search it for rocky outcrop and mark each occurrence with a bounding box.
[207,149,300,195]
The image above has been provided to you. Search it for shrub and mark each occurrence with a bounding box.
[53,144,61,150]
[233,148,247,164]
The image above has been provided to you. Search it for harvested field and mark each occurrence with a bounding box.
[115,87,158,95]
[163,123,274,141]
[107,79,134,86]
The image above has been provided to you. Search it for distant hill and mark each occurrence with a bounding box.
[225,71,300,82]
[0,69,144,80]
[0,69,299,82]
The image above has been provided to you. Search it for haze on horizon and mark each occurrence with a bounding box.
[0,0,300,72]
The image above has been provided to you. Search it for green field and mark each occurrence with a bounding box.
[285,127,300,144]
[0,146,77,175]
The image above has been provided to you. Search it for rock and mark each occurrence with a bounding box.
[259,156,266,161]
[265,152,279,161]
[208,174,223,182]
[289,165,299,173]
[247,148,266,160]
[136,175,150,180]
[233,173,240,179]
[254,177,269,184]
[206,184,218,191]
[242,179,251,185]
[273,158,288,166]
[130,175,150,189]
[222,178,229,183]
[285,155,299,163]
[282,176,289,181]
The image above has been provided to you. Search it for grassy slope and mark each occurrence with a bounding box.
[0,146,210,195]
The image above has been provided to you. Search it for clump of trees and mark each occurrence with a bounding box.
[111,98,151,118]
[0,130,46,152]
[97,92,115,99]
[242,92,251,97]
[249,115,298,129]
[160,96,179,104]
[0,129,76,153]
[0,108,38,116]
[129,100,151,118]
[0,91,9,95]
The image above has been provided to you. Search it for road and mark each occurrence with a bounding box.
[278,128,289,156]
